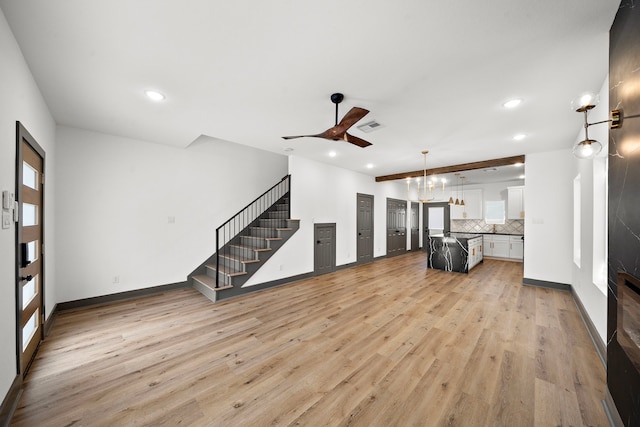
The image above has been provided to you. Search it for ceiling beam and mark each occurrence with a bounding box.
[375,155,526,182]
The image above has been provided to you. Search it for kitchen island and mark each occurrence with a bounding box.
[428,233,483,273]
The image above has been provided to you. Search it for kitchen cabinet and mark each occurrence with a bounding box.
[484,234,524,260]
[507,186,525,219]
[509,235,524,260]
[483,234,510,258]
[450,188,483,220]
[468,237,483,270]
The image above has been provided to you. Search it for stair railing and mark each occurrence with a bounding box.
[215,175,290,288]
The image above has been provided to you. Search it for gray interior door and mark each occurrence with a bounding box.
[314,223,336,275]
[386,198,406,257]
[356,194,374,264]
[410,202,419,251]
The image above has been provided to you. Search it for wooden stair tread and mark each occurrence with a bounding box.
[240,235,282,242]
[205,264,247,277]
[219,254,260,264]
[192,275,234,291]
[230,244,271,252]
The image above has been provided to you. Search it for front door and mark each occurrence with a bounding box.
[356,194,374,264]
[314,223,336,275]
[16,122,45,376]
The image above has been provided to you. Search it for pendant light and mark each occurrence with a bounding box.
[454,173,460,205]
[448,175,454,204]
[460,176,465,206]
[419,150,432,203]
[406,177,411,201]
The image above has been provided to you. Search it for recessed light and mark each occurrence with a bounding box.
[503,98,522,109]
[513,134,526,141]
[366,163,374,169]
[284,147,294,152]
[514,162,524,167]
[145,90,166,102]
[329,151,337,157]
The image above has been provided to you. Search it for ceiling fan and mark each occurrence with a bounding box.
[282,93,372,148]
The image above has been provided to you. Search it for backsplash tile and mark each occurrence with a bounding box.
[451,219,524,235]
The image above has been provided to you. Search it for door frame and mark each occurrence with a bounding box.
[314,223,336,276]
[423,202,450,251]
[356,193,374,265]
[15,121,46,377]
[410,201,419,251]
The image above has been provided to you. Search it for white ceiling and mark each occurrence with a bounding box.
[0,0,620,178]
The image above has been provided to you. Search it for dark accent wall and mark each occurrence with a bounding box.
[608,2,640,425]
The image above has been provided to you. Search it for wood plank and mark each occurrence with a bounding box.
[375,155,525,182]
[10,254,608,426]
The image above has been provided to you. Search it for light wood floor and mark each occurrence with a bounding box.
[11,253,608,426]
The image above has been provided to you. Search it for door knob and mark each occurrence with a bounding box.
[316,240,321,244]
[20,275,33,282]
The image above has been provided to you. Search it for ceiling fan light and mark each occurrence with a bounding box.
[573,139,602,159]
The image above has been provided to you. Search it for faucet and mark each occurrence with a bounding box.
[492,224,497,233]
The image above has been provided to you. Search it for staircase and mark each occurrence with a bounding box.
[191,176,299,302]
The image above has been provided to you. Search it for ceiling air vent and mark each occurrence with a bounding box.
[357,120,384,133]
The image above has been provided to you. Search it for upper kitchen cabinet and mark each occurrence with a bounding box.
[451,188,483,220]
[507,186,524,219]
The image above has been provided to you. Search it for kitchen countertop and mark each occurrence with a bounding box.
[429,233,482,240]
[476,232,524,236]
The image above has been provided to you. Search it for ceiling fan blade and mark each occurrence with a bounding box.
[282,134,315,140]
[336,107,369,131]
[343,132,372,148]
[282,130,338,140]
[314,127,345,141]
[281,103,370,143]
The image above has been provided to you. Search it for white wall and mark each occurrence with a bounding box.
[524,150,574,285]
[55,127,287,301]
[244,155,406,286]
[0,7,57,402]
[570,77,609,343]
[523,75,609,345]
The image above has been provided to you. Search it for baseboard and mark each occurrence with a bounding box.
[44,303,58,338]
[0,375,22,427]
[216,272,315,301]
[571,288,606,367]
[336,261,358,271]
[603,386,624,427]
[57,281,190,311]
[522,277,571,291]
[483,256,523,263]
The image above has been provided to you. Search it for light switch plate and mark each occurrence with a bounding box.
[2,211,11,229]
[2,191,13,210]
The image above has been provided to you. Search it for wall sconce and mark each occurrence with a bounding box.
[572,93,623,159]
